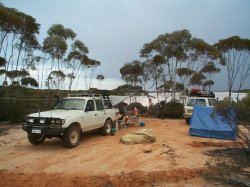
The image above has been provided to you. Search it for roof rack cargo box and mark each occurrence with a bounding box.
[189,91,215,98]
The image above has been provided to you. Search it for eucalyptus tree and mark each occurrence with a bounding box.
[120,63,132,85]
[47,24,76,41]
[96,74,105,89]
[43,24,76,71]
[0,56,5,67]
[0,4,40,86]
[42,35,67,71]
[66,43,100,91]
[5,70,19,85]
[150,62,164,90]
[21,76,38,88]
[140,61,152,90]
[66,39,89,90]
[190,72,206,88]
[47,70,66,90]
[176,67,194,91]
[140,30,192,99]
[0,56,6,84]
[5,69,29,86]
[82,58,100,90]
[215,36,250,102]
[200,62,220,91]
[120,60,143,86]
[43,24,76,90]
[147,60,164,103]
[18,33,40,70]
[203,80,214,92]
[175,82,185,92]
[187,38,218,71]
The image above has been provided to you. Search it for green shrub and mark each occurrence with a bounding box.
[128,102,148,115]
[159,101,184,118]
[0,99,55,122]
[0,100,28,122]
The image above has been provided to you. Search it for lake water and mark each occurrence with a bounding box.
[124,92,247,107]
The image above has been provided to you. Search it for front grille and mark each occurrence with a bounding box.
[34,119,41,124]
[26,117,63,129]
[49,124,61,128]
[32,124,45,128]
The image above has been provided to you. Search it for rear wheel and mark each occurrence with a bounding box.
[28,134,45,145]
[102,119,112,135]
[63,125,81,148]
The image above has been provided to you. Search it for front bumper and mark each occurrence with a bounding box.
[22,124,66,137]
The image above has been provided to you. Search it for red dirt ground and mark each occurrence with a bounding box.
[0,118,239,186]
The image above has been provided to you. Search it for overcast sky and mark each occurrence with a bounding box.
[2,0,250,91]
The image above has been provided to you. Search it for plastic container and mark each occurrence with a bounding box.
[139,122,145,127]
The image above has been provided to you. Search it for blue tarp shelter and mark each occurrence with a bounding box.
[189,106,236,140]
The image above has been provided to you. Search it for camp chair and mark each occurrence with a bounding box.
[117,115,127,129]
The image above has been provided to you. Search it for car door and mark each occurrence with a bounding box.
[185,98,195,116]
[95,99,107,128]
[82,99,100,131]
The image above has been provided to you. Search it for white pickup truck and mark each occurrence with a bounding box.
[22,94,118,148]
[183,96,217,124]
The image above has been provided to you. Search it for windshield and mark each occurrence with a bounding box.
[187,98,206,106]
[52,99,85,110]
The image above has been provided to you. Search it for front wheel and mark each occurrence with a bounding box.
[102,119,112,135]
[28,134,45,145]
[63,125,81,148]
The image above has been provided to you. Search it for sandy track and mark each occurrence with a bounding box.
[0,118,236,186]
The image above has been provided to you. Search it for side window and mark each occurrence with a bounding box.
[213,99,217,105]
[195,99,206,106]
[187,99,194,106]
[103,100,112,109]
[208,99,213,106]
[85,100,95,111]
[95,99,104,110]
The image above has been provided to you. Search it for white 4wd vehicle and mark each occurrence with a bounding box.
[183,97,217,124]
[22,94,118,148]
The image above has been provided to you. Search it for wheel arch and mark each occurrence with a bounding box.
[69,122,82,132]
[105,117,113,125]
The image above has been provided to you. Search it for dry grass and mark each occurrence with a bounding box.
[204,148,250,187]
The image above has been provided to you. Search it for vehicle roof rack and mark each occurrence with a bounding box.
[189,91,215,98]
[68,91,99,97]
[68,90,110,98]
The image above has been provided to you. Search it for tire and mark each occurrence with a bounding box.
[63,125,81,148]
[28,133,45,145]
[185,118,190,124]
[102,119,112,136]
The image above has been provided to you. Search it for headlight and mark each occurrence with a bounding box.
[61,119,65,125]
[40,119,46,124]
[50,118,64,125]
[27,118,34,123]
[49,118,64,128]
